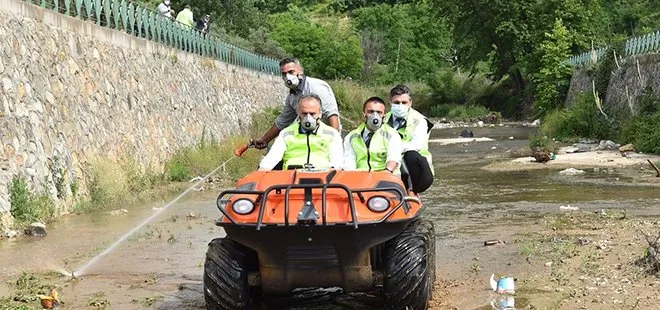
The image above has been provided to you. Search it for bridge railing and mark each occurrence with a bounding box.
[23,0,281,75]
[566,30,660,67]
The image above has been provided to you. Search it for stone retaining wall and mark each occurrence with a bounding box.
[566,53,660,115]
[0,0,286,230]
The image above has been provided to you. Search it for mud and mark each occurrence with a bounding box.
[2,124,660,309]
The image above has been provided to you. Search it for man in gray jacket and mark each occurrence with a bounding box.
[252,58,341,152]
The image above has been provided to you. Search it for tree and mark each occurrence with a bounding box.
[534,18,573,114]
[268,11,364,79]
[352,3,452,83]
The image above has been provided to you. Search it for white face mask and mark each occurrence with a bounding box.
[164,0,170,5]
[391,104,409,118]
[284,74,300,90]
[300,113,318,132]
[365,112,383,132]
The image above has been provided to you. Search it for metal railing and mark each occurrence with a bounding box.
[215,182,412,231]
[23,0,280,75]
[566,30,660,67]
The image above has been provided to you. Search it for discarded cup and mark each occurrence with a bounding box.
[490,273,515,294]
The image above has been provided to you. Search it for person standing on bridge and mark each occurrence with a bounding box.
[384,84,435,195]
[252,58,342,155]
[175,5,194,28]
[156,0,174,19]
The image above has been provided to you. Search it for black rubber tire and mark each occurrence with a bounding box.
[421,219,436,299]
[382,218,434,310]
[203,238,254,310]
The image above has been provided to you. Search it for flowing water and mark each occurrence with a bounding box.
[1,125,659,309]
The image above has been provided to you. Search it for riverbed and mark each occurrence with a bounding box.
[1,125,659,309]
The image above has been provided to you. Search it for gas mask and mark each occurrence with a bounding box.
[391,104,410,118]
[365,112,383,132]
[284,73,300,90]
[300,113,318,132]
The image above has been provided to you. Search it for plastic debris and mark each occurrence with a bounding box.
[559,205,579,211]
[484,240,506,246]
[490,274,515,294]
[559,168,585,176]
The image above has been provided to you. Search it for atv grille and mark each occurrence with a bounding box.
[286,245,339,268]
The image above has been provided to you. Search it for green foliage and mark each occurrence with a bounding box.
[351,3,452,83]
[426,70,492,106]
[540,93,613,141]
[4,272,57,305]
[428,104,490,121]
[529,134,558,153]
[533,18,573,115]
[619,91,660,154]
[269,11,364,79]
[9,175,55,227]
[164,107,282,183]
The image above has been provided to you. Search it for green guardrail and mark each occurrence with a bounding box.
[23,0,280,75]
[567,30,660,67]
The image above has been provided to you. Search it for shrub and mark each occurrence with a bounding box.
[429,103,490,121]
[8,175,55,227]
[540,93,613,141]
[619,111,660,155]
[529,134,558,153]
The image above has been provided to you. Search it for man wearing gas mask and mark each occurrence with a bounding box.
[343,97,402,173]
[384,85,435,195]
[252,58,341,156]
[258,94,343,171]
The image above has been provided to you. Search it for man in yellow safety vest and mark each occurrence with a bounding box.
[258,94,343,171]
[343,97,402,174]
[384,85,435,195]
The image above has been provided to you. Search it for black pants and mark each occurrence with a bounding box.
[400,151,434,193]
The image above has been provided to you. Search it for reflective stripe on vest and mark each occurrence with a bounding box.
[348,124,396,172]
[281,122,335,170]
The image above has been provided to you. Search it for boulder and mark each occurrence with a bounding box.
[25,222,47,237]
[574,143,591,152]
[460,129,474,138]
[597,140,620,150]
[619,143,634,152]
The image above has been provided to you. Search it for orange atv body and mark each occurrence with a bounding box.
[204,168,436,310]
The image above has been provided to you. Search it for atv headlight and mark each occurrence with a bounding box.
[232,199,255,215]
[367,196,390,212]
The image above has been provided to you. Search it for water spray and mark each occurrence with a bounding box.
[71,152,246,278]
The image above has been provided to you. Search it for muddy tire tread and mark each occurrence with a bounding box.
[203,238,252,310]
[383,218,434,310]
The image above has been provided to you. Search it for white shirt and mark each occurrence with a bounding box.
[390,114,429,153]
[276,76,341,132]
[157,2,172,17]
[259,125,344,170]
[342,127,402,170]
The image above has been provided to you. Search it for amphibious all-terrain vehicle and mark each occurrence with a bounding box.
[203,167,436,309]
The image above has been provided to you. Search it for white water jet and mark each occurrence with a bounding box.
[73,157,236,277]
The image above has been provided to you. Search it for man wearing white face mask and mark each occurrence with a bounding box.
[157,0,174,18]
[258,94,343,171]
[384,85,435,195]
[343,97,402,173]
[253,58,341,157]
